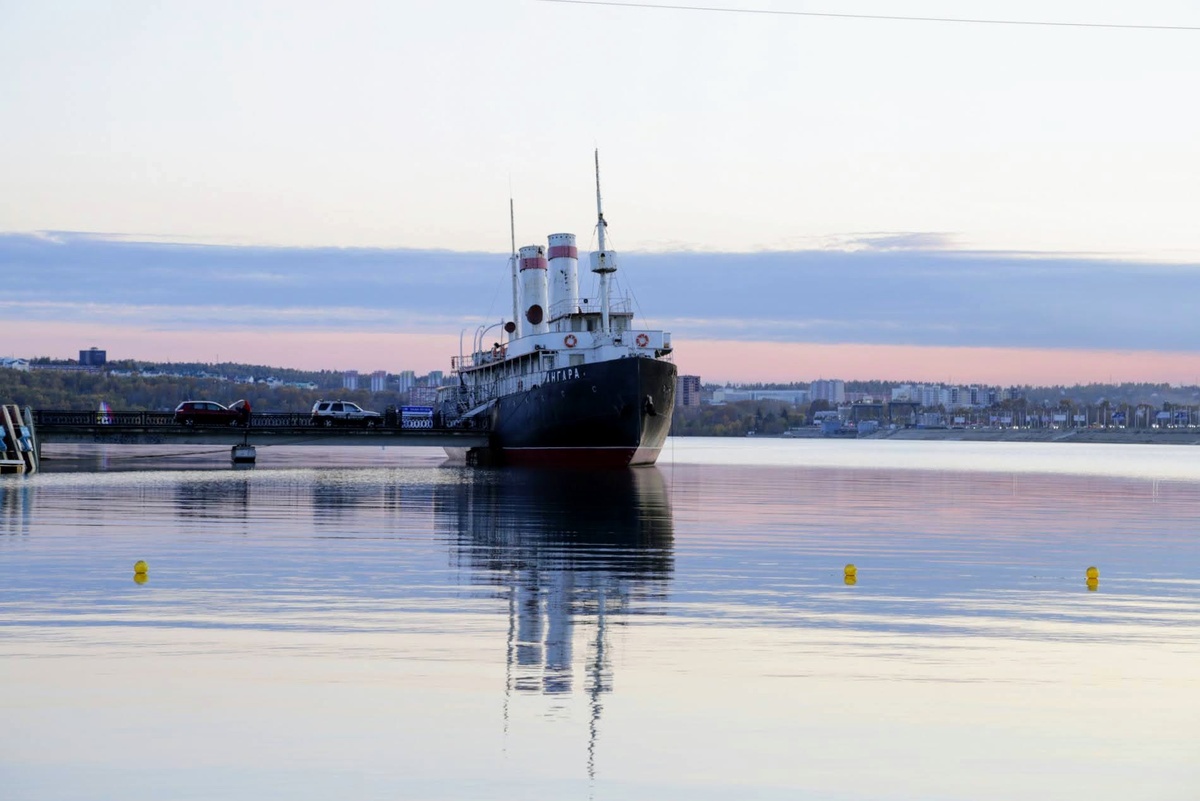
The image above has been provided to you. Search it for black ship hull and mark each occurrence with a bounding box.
[472,356,676,467]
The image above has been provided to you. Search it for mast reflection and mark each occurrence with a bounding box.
[437,467,674,777]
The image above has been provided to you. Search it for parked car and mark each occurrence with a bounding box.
[310,400,382,428]
[174,399,251,426]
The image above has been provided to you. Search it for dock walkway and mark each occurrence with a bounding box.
[28,409,491,455]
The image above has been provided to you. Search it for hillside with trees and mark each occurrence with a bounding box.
[0,363,403,413]
[670,400,799,437]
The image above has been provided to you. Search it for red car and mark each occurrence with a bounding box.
[174,399,251,426]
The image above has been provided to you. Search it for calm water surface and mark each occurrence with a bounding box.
[3,439,1199,800]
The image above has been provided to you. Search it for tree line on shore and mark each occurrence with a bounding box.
[0,367,405,415]
[670,400,818,437]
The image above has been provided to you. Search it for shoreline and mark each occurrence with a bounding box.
[788,427,1200,445]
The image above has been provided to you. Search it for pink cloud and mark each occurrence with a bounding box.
[2,321,457,374]
[8,321,1200,386]
[673,339,1200,386]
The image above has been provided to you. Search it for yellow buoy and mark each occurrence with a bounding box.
[133,573,148,585]
[844,563,857,578]
[1086,566,1099,580]
[134,560,148,575]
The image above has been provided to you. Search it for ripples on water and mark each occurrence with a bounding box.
[2,439,1199,800]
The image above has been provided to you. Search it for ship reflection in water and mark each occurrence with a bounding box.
[436,467,673,775]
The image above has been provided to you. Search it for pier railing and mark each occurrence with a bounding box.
[34,410,178,426]
[25,407,492,454]
[29,410,445,429]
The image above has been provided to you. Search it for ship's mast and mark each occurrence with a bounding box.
[509,197,522,339]
[591,149,616,335]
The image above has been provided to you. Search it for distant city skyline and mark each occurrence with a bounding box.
[14,317,1200,387]
[8,343,1200,397]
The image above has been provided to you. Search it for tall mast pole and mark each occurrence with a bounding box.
[510,197,522,339]
[593,149,615,335]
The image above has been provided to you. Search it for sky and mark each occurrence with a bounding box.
[3,0,1200,385]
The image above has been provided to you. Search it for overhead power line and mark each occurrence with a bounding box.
[536,0,1200,32]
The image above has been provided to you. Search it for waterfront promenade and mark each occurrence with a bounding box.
[777,425,1200,445]
[875,427,1200,445]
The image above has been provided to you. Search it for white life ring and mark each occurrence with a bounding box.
[636,333,650,348]
[564,334,578,348]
